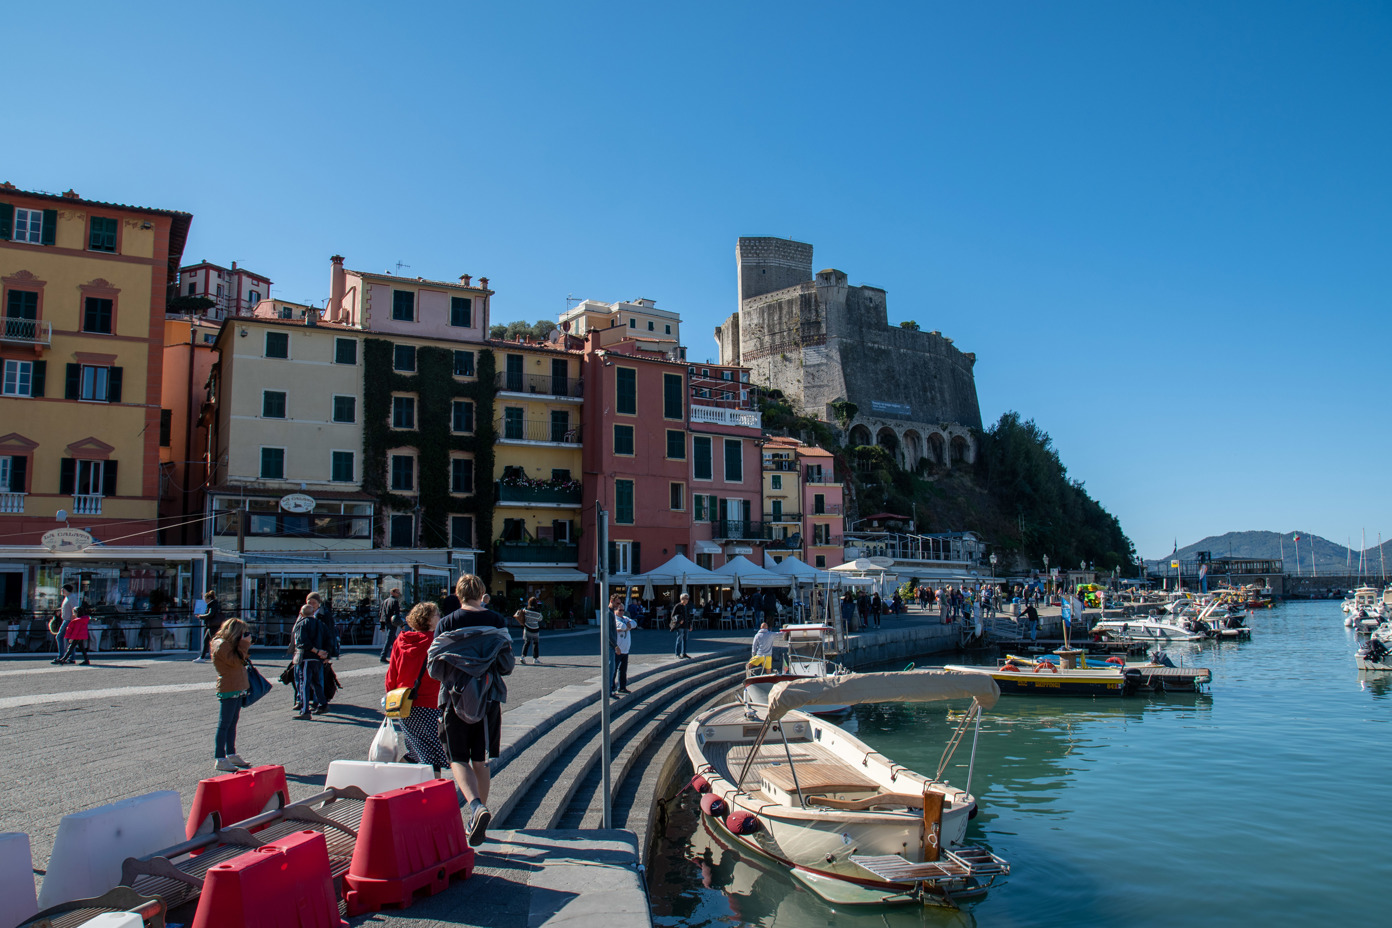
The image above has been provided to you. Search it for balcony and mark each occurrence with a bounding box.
[766,535,803,551]
[73,494,103,515]
[809,534,844,548]
[498,418,581,445]
[803,466,837,485]
[496,481,583,507]
[1,317,51,347]
[689,403,761,429]
[810,503,844,516]
[764,511,803,524]
[713,519,771,541]
[495,541,580,563]
[763,458,798,472]
[0,492,24,514]
[496,371,583,398]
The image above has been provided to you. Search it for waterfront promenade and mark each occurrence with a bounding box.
[0,604,1007,925]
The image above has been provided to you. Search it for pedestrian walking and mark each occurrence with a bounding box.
[749,621,777,672]
[612,596,636,695]
[308,592,339,709]
[193,591,223,663]
[870,592,883,629]
[669,592,693,658]
[50,585,78,663]
[429,573,514,847]
[58,605,92,665]
[384,602,448,775]
[1023,602,1040,641]
[841,591,858,633]
[212,617,253,771]
[515,608,543,664]
[379,587,402,663]
[291,604,328,720]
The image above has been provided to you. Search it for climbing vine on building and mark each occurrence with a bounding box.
[362,339,497,581]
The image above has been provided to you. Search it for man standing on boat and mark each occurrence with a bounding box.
[750,621,777,672]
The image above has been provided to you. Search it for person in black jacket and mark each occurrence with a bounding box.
[379,587,402,663]
[670,593,693,659]
[291,604,328,720]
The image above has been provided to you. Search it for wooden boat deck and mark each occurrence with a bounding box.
[700,704,874,792]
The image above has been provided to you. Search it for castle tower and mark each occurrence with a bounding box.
[736,237,814,302]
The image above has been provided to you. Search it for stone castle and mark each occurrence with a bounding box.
[716,237,982,469]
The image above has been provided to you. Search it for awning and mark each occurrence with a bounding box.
[767,670,1000,721]
[695,540,721,555]
[498,566,589,583]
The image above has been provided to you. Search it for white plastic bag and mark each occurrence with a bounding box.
[368,716,401,763]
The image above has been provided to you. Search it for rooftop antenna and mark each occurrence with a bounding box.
[565,292,584,312]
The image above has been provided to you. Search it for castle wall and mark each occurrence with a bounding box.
[736,237,813,302]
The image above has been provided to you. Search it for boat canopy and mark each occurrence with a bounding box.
[766,670,1000,721]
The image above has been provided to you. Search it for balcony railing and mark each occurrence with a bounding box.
[809,534,844,547]
[498,418,581,444]
[803,466,837,484]
[713,519,771,541]
[762,458,798,472]
[495,541,580,563]
[496,482,583,506]
[0,492,24,513]
[496,371,583,398]
[766,535,802,551]
[810,503,844,516]
[73,494,103,515]
[764,511,803,523]
[689,403,761,429]
[1,317,51,346]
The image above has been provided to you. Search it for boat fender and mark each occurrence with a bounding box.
[690,774,711,794]
[1105,656,1125,666]
[726,810,761,835]
[1033,662,1058,673]
[1001,662,1020,672]
[700,794,728,817]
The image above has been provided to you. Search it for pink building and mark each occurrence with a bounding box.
[177,260,272,318]
[686,362,763,569]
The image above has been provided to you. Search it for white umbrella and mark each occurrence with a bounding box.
[642,579,655,602]
[731,573,742,597]
[680,574,689,597]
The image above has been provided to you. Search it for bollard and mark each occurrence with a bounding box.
[38,791,184,910]
[186,765,288,838]
[343,779,473,916]
[191,830,345,928]
[0,832,38,927]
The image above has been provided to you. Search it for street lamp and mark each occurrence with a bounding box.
[989,553,997,578]
[1043,554,1050,596]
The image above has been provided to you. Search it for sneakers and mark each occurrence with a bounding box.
[466,801,491,847]
[226,753,251,769]
[214,758,238,772]
[519,657,528,665]
[294,712,313,720]
[192,656,209,663]
[618,688,631,694]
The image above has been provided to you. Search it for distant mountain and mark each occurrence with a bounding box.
[1145,531,1392,578]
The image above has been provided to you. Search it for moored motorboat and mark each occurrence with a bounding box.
[685,671,1009,907]
[743,623,850,716]
[947,649,1212,695]
[1091,614,1208,643]
[1356,637,1392,671]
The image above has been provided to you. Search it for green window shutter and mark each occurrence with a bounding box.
[65,364,80,399]
[608,541,618,575]
[59,459,75,495]
[9,455,25,492]
[663,374,683,419]
[40,210,57,245]
[632,542,641,575]
[0,203,12,240]
[30,360,46,397]
[102,460,119,496]
[712,496,721,531]
[107,367,123,403]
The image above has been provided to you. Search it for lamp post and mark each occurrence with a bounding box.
[989,553,997,579]
[1043,554,1049,594]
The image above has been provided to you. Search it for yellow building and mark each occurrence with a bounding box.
[491,339,587,603]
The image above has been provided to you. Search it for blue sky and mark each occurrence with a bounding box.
[10,1,1390,558]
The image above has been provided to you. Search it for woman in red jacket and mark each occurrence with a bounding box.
[384,602,447,773]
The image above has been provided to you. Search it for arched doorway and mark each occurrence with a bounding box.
[928,432,946,465]
[902,429,923,470]
[950,435,970,464]
[875,428,900,465]
[848,424,872,447]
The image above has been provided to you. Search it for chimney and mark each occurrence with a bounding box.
[460,274,472,287]
[328,255,346,323]
[479,277,489,290]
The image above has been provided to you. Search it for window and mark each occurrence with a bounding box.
[2,360,37,397]
[452,400,474,433]
[332,395,356,423]
[550,410,569,443]
[616,368,636,414]
[693,495,705,521]
[260,447,285,479]
[391,290,415,321]
[391,396,416,429]
[614,424,635,456]
[390,454,414,492]
[334,338,357,364]
[666,430,685,460]
[814,493,825,515]
[451,458,474,494]
[724,439,743,482]
[389,513,415,547]
[0,454,25,493]
[11,208,49,244]
[78,296,112,334]
[665,324,671,334]
[693,436,713,480]
[670,482,684,511]
[815,555,827,568]
[264,331,289,358]
[60,458,115,498]
[7,290,38,318]
[71,364,121,402]
[615,479,635,524]
[450,297,472,328]
[450,515,474,548]
[187,282,196,295]
[771,475,782,490]
[331,451,354,482]
[663,373,683,419]
[503,355,523,391]
[721,370,732,380]
[628,318,635,328]
[814,523,830,545]
[248,290,260,305]
[453,350,474,376]
[88,216,118,253]
[262,390,287,418]
[393,344,416,372]
[159,409,172,447]
[503,406,524,440]
[552,468,571,482]
[648,320,654,331]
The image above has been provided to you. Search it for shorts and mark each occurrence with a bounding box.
[749,654,772,672]
[440,700,502,764]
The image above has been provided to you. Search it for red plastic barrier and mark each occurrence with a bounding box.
[343,778,474,916]
[186,765,288,838]
[191,830,345,928]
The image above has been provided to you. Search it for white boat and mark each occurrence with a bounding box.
[1356,635,1392,671]
[685,671,1009,906]
[1343,586,1381,615]
[1091,615,1208,643]
[742,623,850,716]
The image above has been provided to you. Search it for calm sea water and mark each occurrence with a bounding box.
[648,600,1391,927]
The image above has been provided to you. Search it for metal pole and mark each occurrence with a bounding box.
[964,703,982,798]
[595,501,612,829]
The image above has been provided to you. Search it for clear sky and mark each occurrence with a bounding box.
[10,1,1390,558]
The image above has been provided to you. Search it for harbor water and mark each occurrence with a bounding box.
[649,600,1391,926]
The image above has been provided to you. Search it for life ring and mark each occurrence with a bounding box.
[1105,656,1125,666]
[1033,662,1058,674]
[1001,663,1020,672]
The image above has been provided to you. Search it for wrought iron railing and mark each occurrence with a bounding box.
[495,542,580,563]
[495,371,583,398]
[496,482,583,505]
[498,417,581,444]
[0,317,51,345]
[713,519,771,541]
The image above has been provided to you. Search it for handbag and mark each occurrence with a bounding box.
[368,716,402,763]
[243,662,272,706]
[385,655,429,720]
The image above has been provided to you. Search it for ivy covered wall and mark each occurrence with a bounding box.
[362,339,497,581]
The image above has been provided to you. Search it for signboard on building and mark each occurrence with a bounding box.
[279,493,315,513]
[870,400,912,418]
[41,528,95,553]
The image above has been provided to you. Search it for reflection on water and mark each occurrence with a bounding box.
[649,601,1391,926]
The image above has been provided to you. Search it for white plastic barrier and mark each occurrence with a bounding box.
[325,760,435,795]
[0,832,38,928]
[78,914,144,928]
[36,791,183,910]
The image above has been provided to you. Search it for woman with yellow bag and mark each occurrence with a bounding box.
[383,602,447,774]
